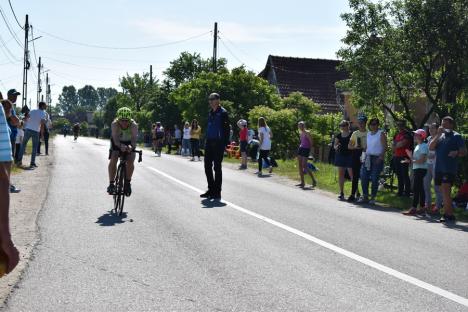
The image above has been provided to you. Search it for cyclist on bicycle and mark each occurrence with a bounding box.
[154,121,164,156]
[73,123,80,141]
[107,107,138,196]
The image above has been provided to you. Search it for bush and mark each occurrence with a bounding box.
[52,117,70,133]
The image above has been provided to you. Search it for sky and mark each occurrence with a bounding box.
[0,0,351,107]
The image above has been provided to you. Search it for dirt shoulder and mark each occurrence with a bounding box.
[0,144,53,307]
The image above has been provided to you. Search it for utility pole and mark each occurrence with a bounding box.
[212,22,218,72]
[37,56,42,106]
[149,65,153,85]
[21,15,29,111]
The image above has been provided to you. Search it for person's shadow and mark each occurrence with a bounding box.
[95,211,127,226]
[201,199,227,209]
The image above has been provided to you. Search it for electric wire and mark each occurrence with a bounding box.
[7,0,23,30]
[36,28,212,50]
[0,5,23,48]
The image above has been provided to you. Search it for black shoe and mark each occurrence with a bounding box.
[338,193,345,201]
[107,184,115,195]
[439,214,456,223]
[347,195,356,202]
[124,182,132,197]
[30,163,38,168]
[10,184,21,193]
[200,191,211,198]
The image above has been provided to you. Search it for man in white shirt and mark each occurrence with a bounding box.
[17,101,47,168]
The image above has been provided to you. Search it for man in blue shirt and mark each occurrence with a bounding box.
[200,93,230,200]
[6,89,20,193]
[429,116,467,223]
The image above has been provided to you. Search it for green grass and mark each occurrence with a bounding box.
[224,156,468,222]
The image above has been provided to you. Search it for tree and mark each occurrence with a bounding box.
[282,92,321,121]
[96,87,118,110]
[57,86,78,115]
[164,52,228,88]
[170,67,281,127]
[77,85,99,111]
[337,0,468,129]
[120,73,154,111]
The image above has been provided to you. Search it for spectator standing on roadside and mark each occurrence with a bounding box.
[257,117,273,177]
[200,93,230,200]
[165,128,173,154]
[348,115,367,202]
[17,102,48,168]
[424,123,443,214]
[5,90,20,193]
[190,119,202,161]
[14,121,24,163]
[360,118,387,205]
[429,116,467,223]
[403,129,429,215]
[237,119,248,169]
[392,120,412,197]
[182,122,191,156]
[334,120,353,201]
[0,101,20,276]
[37,116,51,156]
[174,125,182,155]
[297,121,317,188]
[154,122,164,156]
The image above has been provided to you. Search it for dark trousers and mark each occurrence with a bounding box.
[191,138,200,158]
[204,140,225,194]
[258,149,270,172]
[14,143,21,162]
[412,168,427,208]
[38,131,49,154]
[393,156,411,195]
[351,150,363,197]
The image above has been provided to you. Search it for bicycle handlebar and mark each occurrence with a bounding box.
[119,149,143,163]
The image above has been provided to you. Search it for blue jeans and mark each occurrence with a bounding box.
[182,139,191,156]
[18,129,39,165]
[360,155,384,199]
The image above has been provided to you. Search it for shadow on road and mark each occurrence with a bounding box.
[95,211,128,226]
[201,199,227,209]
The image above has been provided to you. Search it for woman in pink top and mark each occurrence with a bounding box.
[297,121,317,188]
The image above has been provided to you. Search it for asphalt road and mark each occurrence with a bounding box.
[3,136,468,311]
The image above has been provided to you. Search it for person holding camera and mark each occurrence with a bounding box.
[348,115,368,202]
[334,120,353,201]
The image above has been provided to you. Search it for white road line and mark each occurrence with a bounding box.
[147,166,468,308]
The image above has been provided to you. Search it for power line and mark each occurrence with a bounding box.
[36,28,212,50]
[0,31,20,62]
[7,0,23,30]
[218,36,257,72]
[218,31,262,63]
[0,5,23,48]
[43,55,148,71]
[30,25,38,65]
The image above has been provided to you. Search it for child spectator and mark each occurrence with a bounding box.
[403,129,429,215]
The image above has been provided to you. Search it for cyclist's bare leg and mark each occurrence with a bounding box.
[108,153,119,182]
[126,153,136,180]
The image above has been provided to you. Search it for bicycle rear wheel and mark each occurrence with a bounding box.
[113,163,126,216]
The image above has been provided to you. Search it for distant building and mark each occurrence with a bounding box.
[258,55,354,120]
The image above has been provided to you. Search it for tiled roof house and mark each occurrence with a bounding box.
[258,55,349,114]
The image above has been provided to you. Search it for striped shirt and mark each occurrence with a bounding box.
[0,105,13,162]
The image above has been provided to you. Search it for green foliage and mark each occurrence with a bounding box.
[282,91,321,121]
[57,85,78,115]
[52,117,70,132]
[338,0,468,129]
[248,106,298,159]
[170,67,281,127]
[77,85,99,111]
[163,51,228,87]
[80,121,89,136]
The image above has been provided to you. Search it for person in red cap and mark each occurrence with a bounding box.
[403,129,429,215]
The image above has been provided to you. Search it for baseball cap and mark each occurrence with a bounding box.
[7,89,20,96]
[413,129,427,140]
[357,114,368,122]
[208,93,220,100]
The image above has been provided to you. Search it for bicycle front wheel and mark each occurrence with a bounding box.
[114,163,126,216]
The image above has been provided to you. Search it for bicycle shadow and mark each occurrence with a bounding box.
[95,211,128,226]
